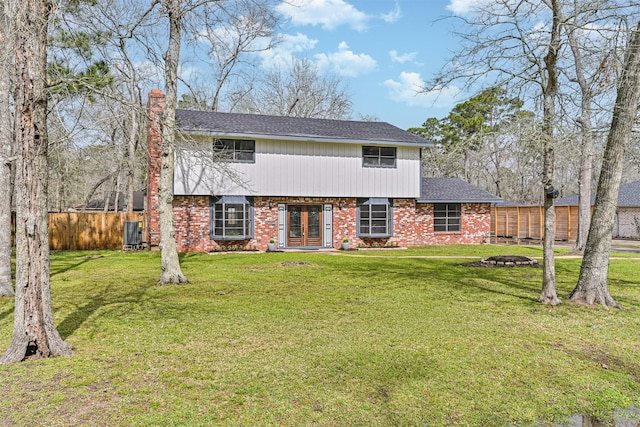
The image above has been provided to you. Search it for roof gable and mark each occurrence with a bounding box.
[419,177,502,203]
[176,109,431,147]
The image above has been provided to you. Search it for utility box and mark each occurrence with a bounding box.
[123,221,144,250]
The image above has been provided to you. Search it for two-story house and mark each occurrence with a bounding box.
[146,89,500,252]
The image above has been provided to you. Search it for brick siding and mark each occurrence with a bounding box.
[159,196,492,252]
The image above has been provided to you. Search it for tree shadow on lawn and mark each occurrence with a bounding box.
[50,252,106,277]
[0,254,112,337]
[0,306,13,323]
[56,280,155,340]
[330,256,544,304]
[596,278,640,309]
[442,265,544,303]
[463,260,640,309]
[457,277,541,303]
[54,251,227,341]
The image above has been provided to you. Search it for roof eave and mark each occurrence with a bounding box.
[178,129,433,148]
[417,199,501,204]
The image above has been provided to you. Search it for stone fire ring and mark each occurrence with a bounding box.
[462,255,540,268]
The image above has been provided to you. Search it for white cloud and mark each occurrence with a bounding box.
[256,33,318,69]
[276,0,369,31]
[381,1,402,23]
[314,42,377,77]
[446,0,490,15]
[389,50,418,64]
[383,72,459,108]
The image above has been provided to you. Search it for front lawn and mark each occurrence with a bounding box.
[1,246,639,426]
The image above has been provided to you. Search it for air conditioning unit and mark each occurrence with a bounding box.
[123,221,144,250]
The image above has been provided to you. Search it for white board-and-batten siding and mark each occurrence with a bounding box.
[174,137,422,198]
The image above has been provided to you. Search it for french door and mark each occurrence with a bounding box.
[287,205,323,247]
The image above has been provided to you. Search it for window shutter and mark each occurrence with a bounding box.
[209,196,215,240]
[389,198,394,236]
[277,204,286,248]
[323,204,333,247]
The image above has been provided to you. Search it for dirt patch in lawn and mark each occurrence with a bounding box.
[280,261,312,267]
[462,255,540,268]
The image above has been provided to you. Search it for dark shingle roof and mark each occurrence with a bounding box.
[418,177,502,203]
[176,109,431,147]
[555,180,640,207]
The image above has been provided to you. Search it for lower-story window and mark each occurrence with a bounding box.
[434,203,461,232]
[210,196,253,240]
[357,198,393,237]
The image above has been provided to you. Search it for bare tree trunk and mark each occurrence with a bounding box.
[463,150,471,183]
[126,76,141,212]
[575,134,592,252]
[569,22,640,309]
[1,0,72,363]
[566,23,593,253]
[539,0,561,306]
[126,109,138,212]
[158,0,188,284]
[0,0,15,297]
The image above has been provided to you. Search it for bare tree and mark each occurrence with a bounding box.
[182,0,280,111]
[566,26,597,253]
[43,0,153,213]
[1,0,72,363]
[0,0,15,297]
[425,0,640,303]
[426,0,564,303]
[562,2,628,252]
[538,0,562,305]
[237,58,352,119]
[409,87,547,203]
[569,21,640,308]
[77,0,159,212]
[157,0,189,284]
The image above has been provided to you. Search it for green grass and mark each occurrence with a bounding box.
[1,246,640,426]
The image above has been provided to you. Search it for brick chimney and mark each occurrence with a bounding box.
[146,89,165,248]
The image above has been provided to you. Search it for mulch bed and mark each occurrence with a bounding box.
[461,255,540,268]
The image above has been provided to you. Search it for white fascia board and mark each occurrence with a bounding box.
[179,130,433,148]
[417,199,499,204]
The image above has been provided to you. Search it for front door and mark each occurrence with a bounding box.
[287,205,323,247]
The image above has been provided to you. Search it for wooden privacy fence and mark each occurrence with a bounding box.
[491,205,579,242]
[48,212,146,250]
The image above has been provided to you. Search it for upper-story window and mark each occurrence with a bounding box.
[213,138,255,162]
[434,203,461,232]
[362,146,396,168]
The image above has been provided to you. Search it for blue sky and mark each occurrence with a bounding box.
[267,0,471,130]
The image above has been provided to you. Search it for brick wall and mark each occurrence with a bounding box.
[170,196,355,252]
[386,200,490,247]
[167,196,492,252]
[171,196,280,252]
